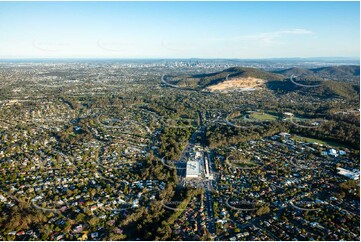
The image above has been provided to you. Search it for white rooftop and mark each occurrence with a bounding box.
[337,168,359,180]
[186,161,201,178]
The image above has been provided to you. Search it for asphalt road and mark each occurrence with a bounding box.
[290,74,321,88]
[205,187,216,236]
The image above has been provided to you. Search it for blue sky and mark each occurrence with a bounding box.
[0,1,359,59]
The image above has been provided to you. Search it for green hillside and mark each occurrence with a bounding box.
[274,65,360,83]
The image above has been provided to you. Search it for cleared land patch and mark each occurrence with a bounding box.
[205,77,266,92]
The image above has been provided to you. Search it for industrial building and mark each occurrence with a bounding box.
[186,161,201,178]
[204,154,214,180]
[337,167,360,180]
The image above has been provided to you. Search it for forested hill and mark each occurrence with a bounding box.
[164,67,283,89]
[165,65,359,89]
[164,65,359,99]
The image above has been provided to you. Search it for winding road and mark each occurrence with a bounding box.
[290,75,321,88]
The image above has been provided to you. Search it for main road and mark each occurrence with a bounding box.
[205,184,216,237]
[198,111,217,238]
[290,74,321,88]
[170,110,218,238]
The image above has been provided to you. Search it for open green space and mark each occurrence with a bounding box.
[292,135,349,148]
[249,112,279,121]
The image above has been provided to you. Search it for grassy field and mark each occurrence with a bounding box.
[249,112,279,121]
[293,135,348,148]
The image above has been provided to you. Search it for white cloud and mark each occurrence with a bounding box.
[234,28,313,44]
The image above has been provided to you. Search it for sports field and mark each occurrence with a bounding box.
[249,112,279,121]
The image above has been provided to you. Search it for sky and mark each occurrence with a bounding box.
[0,1,359,59]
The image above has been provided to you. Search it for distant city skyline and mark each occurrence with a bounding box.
[0,1,359,59]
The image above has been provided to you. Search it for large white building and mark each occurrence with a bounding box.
[186,161,201,178]
[204,155,214,180]
[337,167,360,180]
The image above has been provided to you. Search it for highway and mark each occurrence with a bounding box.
[174,110,217,238]
[161,74,180,88]
[198,111,217,238]
[205,185,216,237]
[290,74,321,88]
